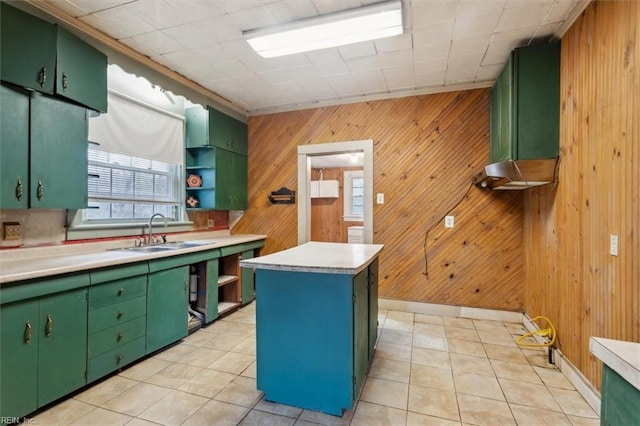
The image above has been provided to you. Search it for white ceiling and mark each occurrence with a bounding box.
[40,0,589,115]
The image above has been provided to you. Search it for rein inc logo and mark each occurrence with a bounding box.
[1,417,34,424]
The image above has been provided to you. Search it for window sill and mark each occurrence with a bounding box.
[66,220,194,241]
[343,215,364,222]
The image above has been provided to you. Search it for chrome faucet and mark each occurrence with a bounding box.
[147,213,167,244]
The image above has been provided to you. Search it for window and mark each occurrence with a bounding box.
[343,170,364,221]
[85,148,182,222]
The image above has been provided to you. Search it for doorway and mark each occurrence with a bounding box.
[297,140,373,245]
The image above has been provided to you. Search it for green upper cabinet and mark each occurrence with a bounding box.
[215,149,248,210]
[0,2,56,94]
[184,106,248,210]
[209,107,248,155]
[0,3,107,112]
[0,83,30,209]
[0,85,88,209]
[30,92,88,209]
[489,43,560,164]
[55,27,108,113]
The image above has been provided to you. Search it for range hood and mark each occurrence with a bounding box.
[473,158,558,190]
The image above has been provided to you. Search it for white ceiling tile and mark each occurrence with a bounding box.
[267,0,319,23]
[382,65,414,81]
[80,6,156,39]
[313,59,351,77]
[157,50,213,77]
[121,31,185,57]
[413,19,455,47]
[385,75,415,91]
[126,0,217,30]
[450,35,492,58]
[446,53,483,70]
[374,33,413,54]
[410,1,459,28]
[497,2,554,32]
[339,41,377,60]
[229,4,278,31]
[328,74,362,97]
[532,22,563,40]
[445,67,478,84]
[377,50,413,69]
[452,1,504,40]
[415,71,446,88]
[347,55,380,72]
[66,0,130,15]
[475,63,504,81]
[353,69,387,93]
[414,41,450,62]
[44,0,90,17]
[543,0,579,25]
[414,58,447,77]
[305,48,344,65]
[312,0,362,15]
[161,21,219,49]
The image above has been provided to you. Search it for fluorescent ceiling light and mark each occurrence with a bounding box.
[244,0,403,58]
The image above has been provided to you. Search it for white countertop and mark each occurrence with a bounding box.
[240,241,383,274]
[590,337,640,391]
[0,232,266,284]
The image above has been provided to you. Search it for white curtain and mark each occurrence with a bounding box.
[88,92,184,164]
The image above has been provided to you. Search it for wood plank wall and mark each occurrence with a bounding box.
[524,0,640,389]
[310,167,364,243]
[234,90,526,311]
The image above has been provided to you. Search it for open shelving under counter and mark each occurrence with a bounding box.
[217,255,241,315]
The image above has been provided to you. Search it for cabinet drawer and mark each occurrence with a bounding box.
[88,296,146,334]
[88,316,146,358]
[87,337,145,383]
[89,275,146,308]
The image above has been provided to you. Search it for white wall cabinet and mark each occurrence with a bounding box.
[310,180,339,198]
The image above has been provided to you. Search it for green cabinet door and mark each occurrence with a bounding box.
[185,106,210,147]
[353,269,369,399]
[367,258,379,360]
[37,288,88,407]
[215,150,247,210]
[0,3,56,94]
[56,27,107,113]
[0,300,39,420]
[0,84,29,209]
[30,92,88,209]
[205,259,219,322]
[147,266,189,354]
[208,108,248,155]
[240,250,255,305]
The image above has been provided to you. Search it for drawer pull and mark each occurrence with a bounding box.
[117,332,124,342]
[24,320,32,344]
[116,354,123,364]
[116,310,124,319]
[117,288,124,296]
[45,314,53,337]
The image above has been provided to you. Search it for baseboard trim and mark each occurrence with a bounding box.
[378,298,523,323]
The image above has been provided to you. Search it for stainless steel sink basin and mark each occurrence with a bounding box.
[108,241,212,253]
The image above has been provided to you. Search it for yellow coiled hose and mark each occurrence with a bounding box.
[516,316,557,347]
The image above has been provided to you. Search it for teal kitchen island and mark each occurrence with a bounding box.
[240,242,383,416]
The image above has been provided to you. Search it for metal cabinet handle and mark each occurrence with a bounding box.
[62,73,69,91]
[116,310,124,319]
[45,314,53,337]
[117,288,124,296]
[16,178,23,201]
[39,67,47,88]
[37,180,44,200]
[116,354,123,364]
[24,320,32,344]
[117,332,124,342]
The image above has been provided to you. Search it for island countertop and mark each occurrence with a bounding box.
[240,241,383,275]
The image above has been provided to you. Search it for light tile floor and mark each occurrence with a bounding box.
[32,305,600,425]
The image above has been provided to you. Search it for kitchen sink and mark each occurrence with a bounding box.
[108,241,212,253]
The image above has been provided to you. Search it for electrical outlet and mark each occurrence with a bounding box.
[445,215,454,228]
[610,234,618,256]
[207,219,214,228]
[376,193,384,204]
[2,222,22,240]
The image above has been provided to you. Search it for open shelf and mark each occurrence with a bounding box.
[218,274,238,286]
[218,301,240,315]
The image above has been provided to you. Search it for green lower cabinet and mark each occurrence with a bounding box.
[0,299,39,421]
[0,287,88,421]
[240,250,255,305]
[205,259,219,323]
[601,364,640,426]
[147,266,189,354]
[87,338,146,383]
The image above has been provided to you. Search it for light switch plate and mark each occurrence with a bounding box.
[207,219,214,228]
[445,215,454,228]
[610,234,618,256]
[376,193,384,204]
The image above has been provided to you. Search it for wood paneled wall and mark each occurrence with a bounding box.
[234,90,526,311]
[524,0,640,389]
[310,167,363,243]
